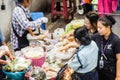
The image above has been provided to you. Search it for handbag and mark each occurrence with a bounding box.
[56,63,82,80]
[56,64,68,80]
[56,48,83,80]
[71,72,81,80]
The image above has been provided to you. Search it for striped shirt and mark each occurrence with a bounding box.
[11,5,43,49]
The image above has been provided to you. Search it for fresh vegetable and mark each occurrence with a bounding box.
[2,57,31,72]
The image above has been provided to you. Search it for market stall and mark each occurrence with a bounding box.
[3,19,84,80]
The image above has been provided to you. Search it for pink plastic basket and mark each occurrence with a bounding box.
[24,54,45,67]
[49,78,56,80]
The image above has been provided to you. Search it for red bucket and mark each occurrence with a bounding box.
[24,54,45,67]
[49,78,56,80]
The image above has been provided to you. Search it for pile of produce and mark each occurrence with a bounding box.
[22,46,44,58]
[47,40,76,60]
[65,19,84,33]
[26,66,46,80]
[42,62,61,80]
[2,57,31,72]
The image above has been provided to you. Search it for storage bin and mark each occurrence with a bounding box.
[3,71,25,80]
[30,12,46,30]
[3,67,30,80]
[24,54,45,67]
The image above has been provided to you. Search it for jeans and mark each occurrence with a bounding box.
[81,69,98,80]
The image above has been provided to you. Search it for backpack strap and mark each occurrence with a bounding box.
[75,47,84,70]
[76,52,83,69]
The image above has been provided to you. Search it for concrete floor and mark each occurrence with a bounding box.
[45,12,84,32]
[112,15,120,37]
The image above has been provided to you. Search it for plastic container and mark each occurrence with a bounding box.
[49,78,56,80]
[24,54,45,67]
[3,66,30,80]
[41,23,46,30]
[3,70,25,80]
[30,12,46,30]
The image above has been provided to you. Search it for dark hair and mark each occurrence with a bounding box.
[98,15,116,28]
[17,0,29,3]
[86,12,99,29]
[74,27,91,45]
[17,0,24,3]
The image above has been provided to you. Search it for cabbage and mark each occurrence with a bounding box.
[65,19,84,34]
[2,57,31,72]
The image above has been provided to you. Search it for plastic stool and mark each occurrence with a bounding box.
[30,12,46,30]
[51,0,76,22]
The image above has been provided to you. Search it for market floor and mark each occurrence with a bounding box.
[45,12,84,32]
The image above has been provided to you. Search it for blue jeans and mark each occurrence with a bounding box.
[81,70,98,80]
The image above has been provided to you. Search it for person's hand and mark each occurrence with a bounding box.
[62,33,69,39]
[58,46,67,52]
[41,17,48,23]
[0,50,6,57]
[0,60,8,65]
[6,51,15,61]
[9,54,15,61]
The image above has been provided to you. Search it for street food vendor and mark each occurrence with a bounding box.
[11,0,48,51]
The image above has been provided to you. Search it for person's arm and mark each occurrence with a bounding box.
[0,60,8,65]
[62,30,74,39]
[0,50,14,65]
[14,7,48,31]
[27,27,35,36]
[0,50,8,65]
[3,46,15,61]
[114,38,120,80]
[116,53,120,80]
[0,50,6,58]
[59,42,79,51]
[68,52,86,71]
[2,42,6,45]
[0,29,6,45]
[0,46,15,61]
